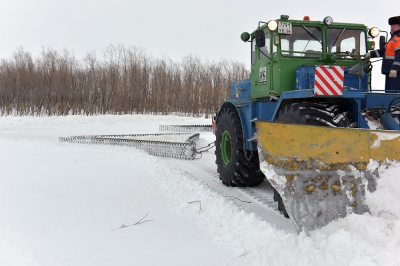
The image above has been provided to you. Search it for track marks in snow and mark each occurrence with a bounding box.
[163,155,296,233]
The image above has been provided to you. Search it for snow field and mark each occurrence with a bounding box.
[0,114,399,265]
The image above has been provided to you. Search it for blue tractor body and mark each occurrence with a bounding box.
[217,65,400,153]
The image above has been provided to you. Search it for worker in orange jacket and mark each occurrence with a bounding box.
[366,16,400,92]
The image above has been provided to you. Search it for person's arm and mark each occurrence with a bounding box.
[369,46,386,58]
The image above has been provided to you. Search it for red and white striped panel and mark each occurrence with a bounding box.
[314,65,344,96]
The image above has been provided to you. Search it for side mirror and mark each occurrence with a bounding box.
[380,35,386,50]
[255,29,265,47]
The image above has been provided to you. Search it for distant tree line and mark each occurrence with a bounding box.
[0,45,249,117]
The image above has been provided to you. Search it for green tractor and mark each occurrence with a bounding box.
[214,15,400,233]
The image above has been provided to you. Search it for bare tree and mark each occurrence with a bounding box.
[0,45,250,116]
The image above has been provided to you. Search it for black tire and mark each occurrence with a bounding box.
[275,101,356,128]
[272,101,356,218]
[215,107,265,187]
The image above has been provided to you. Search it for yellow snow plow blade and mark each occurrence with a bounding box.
[256,121,400,233]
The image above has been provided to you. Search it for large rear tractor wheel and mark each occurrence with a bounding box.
[215,107,265,187]
[276,102,356,127]
[272,101,356,218]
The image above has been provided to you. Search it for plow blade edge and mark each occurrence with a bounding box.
[256,121,400,233]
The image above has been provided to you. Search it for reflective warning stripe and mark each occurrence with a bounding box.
[314,65,344,96]
[314,79,330,95]
[319,67,343,94]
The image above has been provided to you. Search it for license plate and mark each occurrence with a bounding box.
[278,22,292,34]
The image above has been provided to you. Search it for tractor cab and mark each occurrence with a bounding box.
[241,15,374,98]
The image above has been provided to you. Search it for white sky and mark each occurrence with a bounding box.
[0,0,395,88]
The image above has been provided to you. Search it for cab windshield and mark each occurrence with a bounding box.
[279,26,366,59]
[281,25,323,57]
[326,28,366,57]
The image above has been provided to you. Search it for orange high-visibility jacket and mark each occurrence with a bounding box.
[371,30,400,74]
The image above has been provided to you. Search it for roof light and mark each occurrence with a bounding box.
[323,16,333,26]
[369,27,380,38]
[268,20,278,31]
[303,16,310,21]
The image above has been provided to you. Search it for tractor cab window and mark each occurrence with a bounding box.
[280,25,322,57]
[260,33,271,60]
[326,28,366,58]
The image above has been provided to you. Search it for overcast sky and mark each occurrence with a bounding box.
[0,0,395,88]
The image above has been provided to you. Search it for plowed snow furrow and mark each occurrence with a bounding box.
[192,163,279,212]
[162,154,296,233]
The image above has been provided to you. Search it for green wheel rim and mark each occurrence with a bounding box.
[221,131,231,165]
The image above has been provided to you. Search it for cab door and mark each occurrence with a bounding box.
[251,31,272,99]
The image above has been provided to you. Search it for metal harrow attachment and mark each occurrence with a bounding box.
[159,124,212,132]
[60,133,199,159]
[60,125,214,160]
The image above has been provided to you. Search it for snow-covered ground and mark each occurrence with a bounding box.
[0,114,399,266]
